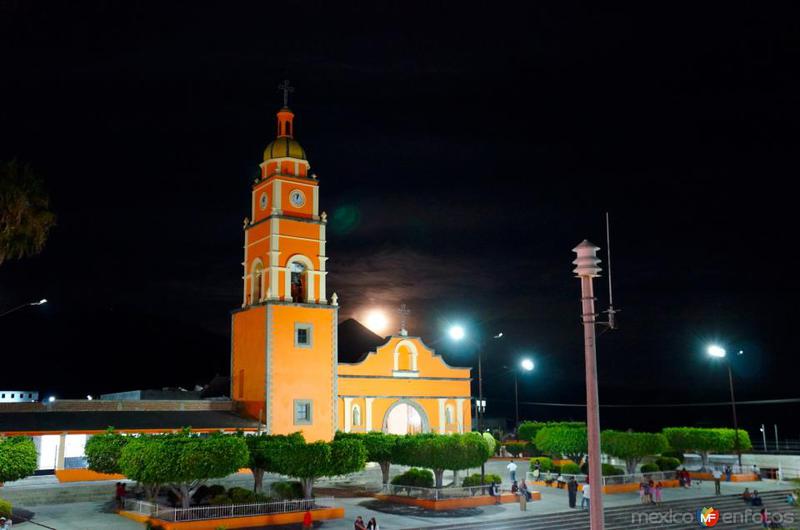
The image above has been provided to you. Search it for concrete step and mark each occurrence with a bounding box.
[418,491,795,530]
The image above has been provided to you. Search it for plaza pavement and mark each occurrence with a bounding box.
[8,459,794,529]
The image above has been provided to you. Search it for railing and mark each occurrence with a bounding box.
[382,484,507,500]
[124,497,335,522]
[526,471,678,486]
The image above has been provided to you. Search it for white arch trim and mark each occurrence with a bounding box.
[250,258,265,303]
[392,339,419,375]
[283,254,315,302]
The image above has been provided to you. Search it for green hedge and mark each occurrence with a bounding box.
[580,462,624,476]
[462,473,503,486]
[660,450,684,463]
[272,481,304,500]
[640,463,660,473]
[655,457,681,471]
[0,498,11,517]
[560,463,581,474]
[391,468,434,488]
[529,457,554,472]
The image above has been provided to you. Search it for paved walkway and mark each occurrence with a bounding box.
[7,460,794,529]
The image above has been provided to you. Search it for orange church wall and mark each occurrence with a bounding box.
[337,337,473,434]
[268,305,336,441]
[231,306,267,420]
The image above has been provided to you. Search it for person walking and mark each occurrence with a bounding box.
[655,482,663,504]
[725,465,732,482]
[354,516,367,530]
[518,483,528,511]
[567,477,578,508]
[581,481,590,510]
[712,468,722,495]
[366,517,379,530]
[507,460,518,482]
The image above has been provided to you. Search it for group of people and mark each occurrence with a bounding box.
[638,480,663,504]
[114,482,128,509]
[353,516,379,529]
[509,479,532,510]
[743,488,764,507]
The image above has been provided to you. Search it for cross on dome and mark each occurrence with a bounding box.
[278,79,294,108]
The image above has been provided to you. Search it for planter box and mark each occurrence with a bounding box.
[119,506,344,529]
[55,469,124,482]
[531,479,681,494]
[375,492,538,510]
[689,472,757,482]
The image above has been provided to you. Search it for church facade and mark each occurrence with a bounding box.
[231,101,472,441]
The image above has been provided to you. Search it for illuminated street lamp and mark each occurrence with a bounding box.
[706,344,743,468]
[514,358,535,428]
[0,298,47,318]
[448,324,502,483]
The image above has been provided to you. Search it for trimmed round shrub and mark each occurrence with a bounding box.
[640,463,660,473]
[228,486,256,503]
[560,463,581,474]
[462,473,503,487]
[660,450,684,463]
[503,441,528,456]
[529,457,554,472]
[208,484,226,497]
[0,498,12,518]
[209,494,231,506]
[271,481,303,500]
[655,457,681,471]
[391,468,434,488]
[580,462,624,476]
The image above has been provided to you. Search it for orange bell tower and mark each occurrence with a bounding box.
[231,82,338,441]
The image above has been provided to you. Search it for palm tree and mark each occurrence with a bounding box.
[0,160,56,265]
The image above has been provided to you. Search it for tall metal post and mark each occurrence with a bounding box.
[514,370,519,428]
[761,424,768,453]
[573,240,604,530]
[727,363,742,468]
[478,346,485,483]
[774,424,779,452]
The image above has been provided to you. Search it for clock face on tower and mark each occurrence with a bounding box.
[259,192,268,210]
[289,189,306,208]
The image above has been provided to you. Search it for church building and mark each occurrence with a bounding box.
[231,95,473,441]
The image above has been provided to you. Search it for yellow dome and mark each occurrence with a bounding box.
[263,137,306,161]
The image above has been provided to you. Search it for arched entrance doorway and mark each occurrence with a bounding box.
[383,399,430,434]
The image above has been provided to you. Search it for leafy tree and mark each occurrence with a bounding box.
[0,437,37,485]
[534,425,587,464]
[393,433,491,488]
[85,428,129,475]
[518,421,584,445]
[601,431,668,474]
[0,160,56,265]
[335,432,399,486]
[662,428,752,470]
[273,438,367,499]
[481,432,497,456]
[120,432,249,508]
[242,431,304,493]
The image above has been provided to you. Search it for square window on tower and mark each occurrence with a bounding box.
[294,323,312,348]
[294,399,312,425]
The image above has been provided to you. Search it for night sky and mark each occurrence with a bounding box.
[1,3,798,437]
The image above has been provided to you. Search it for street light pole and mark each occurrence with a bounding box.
[708,345,742,469]
[514,370,519,428]
[726,362,742,469]
[573,240,605,530]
